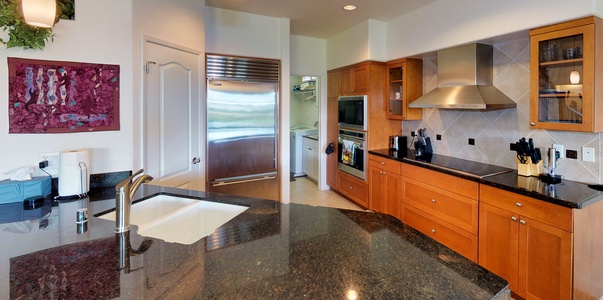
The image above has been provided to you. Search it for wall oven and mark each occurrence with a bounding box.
[338,95,367,131]
[338,128,366,180]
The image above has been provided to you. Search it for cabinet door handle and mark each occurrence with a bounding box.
[349,186,353,190]
[515,202,522,207]
[431,229,436,233]
[530,122,536,126]
[511,216,517,221]
[520,219,526,225]
[382,171,386,175]
[381,161,385,165]
[431,199,436,203]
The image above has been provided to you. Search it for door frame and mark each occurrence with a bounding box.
[141,35,205,187]
[289,73,328,191]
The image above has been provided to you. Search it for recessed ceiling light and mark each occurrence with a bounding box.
[343,5,357,11]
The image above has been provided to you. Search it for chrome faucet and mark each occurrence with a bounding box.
[115,169,153,233]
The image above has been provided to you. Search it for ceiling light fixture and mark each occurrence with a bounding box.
[343,5,357,11]
[21,0,57,28]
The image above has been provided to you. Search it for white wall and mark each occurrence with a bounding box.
[0,0,133,175]
[205,7,282,59]
[386,0,599,60]
[326,19,387,70]
[131,0,206,171]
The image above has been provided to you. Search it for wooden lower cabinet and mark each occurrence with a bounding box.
[368,155,402,219]
[402,164,479,262]
[404,204,478,261]
[480,185,573,300]
[338,171,368,208]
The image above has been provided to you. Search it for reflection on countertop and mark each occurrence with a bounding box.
[0,184,509,299]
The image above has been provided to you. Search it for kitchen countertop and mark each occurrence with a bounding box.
[369,149,603,209]
[0,184,510,299]
[303,134,318,141]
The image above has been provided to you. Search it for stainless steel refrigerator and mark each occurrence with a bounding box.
[206,79,279,200]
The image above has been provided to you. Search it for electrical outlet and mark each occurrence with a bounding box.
[566,149,578,159]
[582,147,595,162]
[553,144,565,159]
[38,152,59,176]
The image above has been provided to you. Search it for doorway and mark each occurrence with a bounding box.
[289,75,319,192]
[143,39,204,190]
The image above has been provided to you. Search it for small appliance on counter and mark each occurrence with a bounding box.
[389,135,407,152]
[414,128,432,157]
[539,147,562,184]
[58,149,90,199]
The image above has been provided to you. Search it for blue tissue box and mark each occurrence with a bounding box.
[0,177,52,204]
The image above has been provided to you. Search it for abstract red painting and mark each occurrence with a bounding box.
[8,57,120,133]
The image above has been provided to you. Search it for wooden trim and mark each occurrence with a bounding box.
[573,200,603,299]
[529,16,595,36]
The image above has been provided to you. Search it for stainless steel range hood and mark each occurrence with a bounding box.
[409,43,516,110]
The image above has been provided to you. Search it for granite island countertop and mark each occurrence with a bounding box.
[0,184,510,299]
[369,148,603,209]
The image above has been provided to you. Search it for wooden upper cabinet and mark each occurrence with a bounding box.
[338,63,370,94]
[386,58,423,120]
[529,16,603,132]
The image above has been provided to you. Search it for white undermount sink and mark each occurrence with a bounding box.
[98,194,249,245]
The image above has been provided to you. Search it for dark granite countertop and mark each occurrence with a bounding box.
[369,149,603,209]
[0,184,510,299]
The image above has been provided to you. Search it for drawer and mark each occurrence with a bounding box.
[302,136,318,148]
[403,164,478,200]
[369,155,402,175]
[480,185,573,232]
[404,204,478,262]
[339,172,368,208]
[404,178,478,234]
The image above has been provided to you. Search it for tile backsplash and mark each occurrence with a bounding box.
[403,37,602,184]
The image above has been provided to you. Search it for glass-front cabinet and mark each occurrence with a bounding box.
[386,58,423,120]
[529,16,602,132]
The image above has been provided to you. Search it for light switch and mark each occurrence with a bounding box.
[582,147,595,162]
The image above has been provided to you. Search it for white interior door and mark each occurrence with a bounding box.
[144,41,203,190]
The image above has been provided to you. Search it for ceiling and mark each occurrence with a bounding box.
[204,0,437,39]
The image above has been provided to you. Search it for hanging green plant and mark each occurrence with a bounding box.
[0,0,54,50]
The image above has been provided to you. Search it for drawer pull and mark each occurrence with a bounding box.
[520,220,526,225]
[382,172,386,175]
[515,202,522,207]
[381,161,385,165]
[349,186,353,190]
[431,229,436,233]
[511,216,517,221]
[431,199,436,203]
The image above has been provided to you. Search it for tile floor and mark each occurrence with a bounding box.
[289,176,364,211]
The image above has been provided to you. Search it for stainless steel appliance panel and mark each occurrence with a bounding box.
[206,79,278,190]
[337,128,366,180]
[208,173,279,201]
[338,95,367,131]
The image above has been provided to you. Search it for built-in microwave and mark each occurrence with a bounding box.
[338,95,367,131]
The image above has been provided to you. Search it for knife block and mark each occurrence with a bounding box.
[516,157,544,177]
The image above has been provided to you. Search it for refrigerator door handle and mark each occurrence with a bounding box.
[211,175,277,187]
